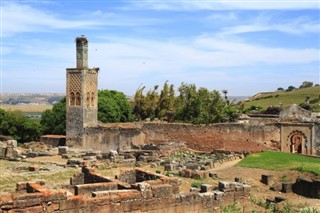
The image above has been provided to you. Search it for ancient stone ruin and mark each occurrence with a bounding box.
[0,165,251,212]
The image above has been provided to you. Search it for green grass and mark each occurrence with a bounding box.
[239,86,320,109]
[237,151,320,175]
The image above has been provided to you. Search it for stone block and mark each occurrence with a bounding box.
[261,174,274,185]
[218,181,231,191]
[274,196,286,202]
[67,159,82,166]
[109,150,118,156]
[185,163,199,170]
[281,182,293,193]
[200,166,210,171]
[6,140,17,147]
[190,187,201,193]
[204,160,214,169]
[83,156,96,161]
[26,152,38,158]
[58,146,69,155]
[0,147,6,158]
[6,147,20,158]
[270,183,282,191]
[191,171,208,179]
[209,172,218,179]
[75,182,117,196]
[179,169,192,178]
[200,184,214,193]
[164,164,175,171]
[213,190,224,200]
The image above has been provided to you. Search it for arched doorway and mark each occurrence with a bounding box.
[290,134,303,153]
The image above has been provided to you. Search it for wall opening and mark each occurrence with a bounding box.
[91,92,95,106]
[86,92,90,107]
[70,92,75,106]
[290,134,303,154]
[76,92,81,106]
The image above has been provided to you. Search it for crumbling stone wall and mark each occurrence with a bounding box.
[41,135,66,147]
[79,125,145,152]
[76,122,280,153]
[142,123,280,153]
[0,168,250,213]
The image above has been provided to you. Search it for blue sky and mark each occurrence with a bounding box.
[1,0,319,96]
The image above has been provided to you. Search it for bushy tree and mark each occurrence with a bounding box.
[98,90,132,123]
[132,82,175,121]
[174,83,227,124]
[286,85,296,92]
[0,109,42,142]
[299,81,313,89]
[133,82,231,124]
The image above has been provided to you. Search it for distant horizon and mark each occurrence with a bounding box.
[2,1,319,96]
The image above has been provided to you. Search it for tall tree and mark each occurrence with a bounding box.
[157,81,175,119]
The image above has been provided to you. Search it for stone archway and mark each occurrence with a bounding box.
[290,134,303,153]
[287,130,307,154]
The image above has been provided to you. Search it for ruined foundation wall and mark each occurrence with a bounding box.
[1,168,250,213]
[81,125,145,153]
[79,123,280,153]
[142,123,280,152]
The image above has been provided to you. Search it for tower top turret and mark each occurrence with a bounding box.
[76,35,88,46]
[75,35,88,69]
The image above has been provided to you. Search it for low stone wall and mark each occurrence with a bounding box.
[41,135,66,147]
[292,178,320,198]
[0,167,251,213]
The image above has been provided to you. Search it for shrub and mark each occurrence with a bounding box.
[191,180,203,188]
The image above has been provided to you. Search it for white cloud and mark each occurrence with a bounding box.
[2,3,104,36]
[129,0,319,11]
[220,17,320,35]
[1,2,165,37]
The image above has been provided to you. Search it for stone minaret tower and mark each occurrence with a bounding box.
[66,36,99,147]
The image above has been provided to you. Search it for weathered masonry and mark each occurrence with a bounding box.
[0,166,251,212]
[66,36,99,147]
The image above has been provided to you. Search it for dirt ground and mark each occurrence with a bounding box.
[0,156,319,212]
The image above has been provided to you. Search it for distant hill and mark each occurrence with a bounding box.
[0,93,64,105]
[238,86,320,110]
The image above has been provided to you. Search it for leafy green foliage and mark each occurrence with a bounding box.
[0,109,42,142]
[222,202,242,213]
[98,90,132,123]
[133,82,230,124]
[41,97,66,135]
[191,180,203,188]
[242,105,263,113]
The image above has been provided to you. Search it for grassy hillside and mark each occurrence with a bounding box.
[239,86,320,110]
[237,151,320,175]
